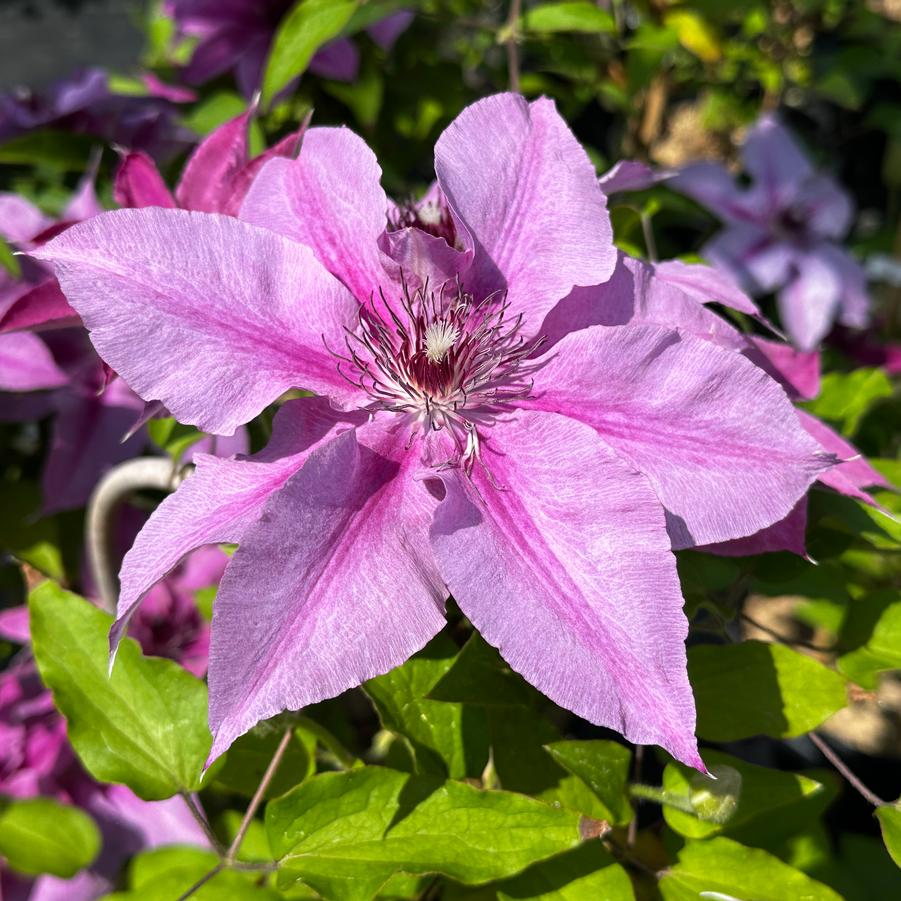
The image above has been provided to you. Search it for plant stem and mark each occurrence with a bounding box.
[180,791,225,855]
[628,744,644,846]
[503,0,523,93]
[86,457,191,613]
[640,211,657,263]
[808,731,887,808]
[225,727,294,865]
[175,863,223,901]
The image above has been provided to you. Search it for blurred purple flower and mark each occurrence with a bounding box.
[36,94,835,771]
[0,69,192,162]
[165,0,413,96]
[673,115,869,351]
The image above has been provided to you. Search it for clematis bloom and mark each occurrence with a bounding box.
[672,115,869,351]
[34,94,835,769]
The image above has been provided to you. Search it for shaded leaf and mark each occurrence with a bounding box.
[689,641,847,741]
[877,804,901,869]
[544,741,632,825]
[521,1,616,34]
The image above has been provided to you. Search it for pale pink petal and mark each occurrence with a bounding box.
[0,332,67,391]
[704,224,795,293]
[379,226,469,293]
[524,323,833,548]
[207,416,446,759]
[817,244,870,329]
[741,115,813,210]
[111,398,364,654]
[794,174,853,240]
[777,249,842,351]
[33,209,360,435]
[701,500,808,558]
[430,409,702,769]
[599,160,672,194]
[434,93,616,326]
[113,151,177,209]
[671,163,762,223]
[797,409,892,507]
[0,193,51,243]
[62,162,104,223]
[240,128,389,304]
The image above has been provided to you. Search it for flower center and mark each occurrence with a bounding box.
[388,196,459,249]
[333,284,544,472]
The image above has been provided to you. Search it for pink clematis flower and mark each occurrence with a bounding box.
[548,253,892,557]
[34,94,834,769]
[672,114,869,352]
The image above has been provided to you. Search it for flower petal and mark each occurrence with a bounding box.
[0,279,78,334]
[700,500,808,558]
[671,162,761,223]
[32,208,360,435]
[797,410,892,507]
[42,377,146,514]
[239,127,389,304]
[175,108,251,213]
[207,416,446,760]
[744,336,820,401]
[111,397,364,654]
[0,332,67,391]
[524,323,834,548]
[777,249,842,351]
[434,93,615,326]
[0,193,51,243]
[741,115,813,210]
[114,150,177,209]
[430,409,702,768]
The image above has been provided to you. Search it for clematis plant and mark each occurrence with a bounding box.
[672,114,869,352]
[34,93,835,769]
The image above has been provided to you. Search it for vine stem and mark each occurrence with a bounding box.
[180,791,225,855]
[175,863,224,901]
[225,728,294,865]
[86,457,191,613]
[503,0,523,93]
[808,731,887,808]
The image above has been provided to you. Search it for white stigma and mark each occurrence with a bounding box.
[417,203,443,226]
[424,320,460,363]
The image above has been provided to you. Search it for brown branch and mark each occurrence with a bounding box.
[808,731,887,808]
[175,863,224,901]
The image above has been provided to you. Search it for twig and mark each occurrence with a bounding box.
[628,744,644,846]
[503,0,523,93]
[180,791,225,855]
[640,212,657,263]
[808,731,887,808]
[175,863,224,901]
[86,457,191,613]
[225,728,294,864]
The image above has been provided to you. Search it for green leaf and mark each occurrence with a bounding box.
[215,724,315,799]
[520,1,615,34]
[112,846,281,900]
[877,804,901,869]
[659,836,843,901]
[146,416,206,461]
[689,641,848,741]
[664,10,722,62]
[838,590,901,689]
[365,634,489,779]
[495,843,634,900]
[0,131,95,171]
[0,479,65,579]
[262,0,359,105]
[267,767,582,900]
[0,234,20,277]
[662,750,825,840]
[29,582,213,800]
[0,796,101,878]
[802,368,893,438]
[544,741,632,825]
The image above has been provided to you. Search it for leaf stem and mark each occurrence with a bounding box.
[808,731,887,808]
[503,0,523,93]
[175,863,223,901]
[180,791,225,855]
[225,727,294,865]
